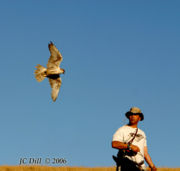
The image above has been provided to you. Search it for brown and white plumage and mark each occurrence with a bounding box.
[49,77,62,102]
[34,41,65,102]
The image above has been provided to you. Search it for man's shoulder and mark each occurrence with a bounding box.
[115,125,130,132]
[112,125,129,141]
[117,125,128,130]
[137,128,146,136]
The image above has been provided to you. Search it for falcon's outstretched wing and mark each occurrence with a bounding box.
[48,77,62,102]
[47,42,63,69]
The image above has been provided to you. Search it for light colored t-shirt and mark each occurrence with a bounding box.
[112,125,147,168]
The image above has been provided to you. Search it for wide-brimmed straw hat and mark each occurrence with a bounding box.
[125,107,144,121]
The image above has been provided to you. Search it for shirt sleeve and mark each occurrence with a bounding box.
[144,134,147,147]
[112,127,124,142]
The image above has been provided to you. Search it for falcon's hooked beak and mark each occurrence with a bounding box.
[62,69,65,74]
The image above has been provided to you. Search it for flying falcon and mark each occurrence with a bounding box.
[34,41,65,102]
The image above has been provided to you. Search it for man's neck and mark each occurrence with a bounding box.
[127,123,138,128]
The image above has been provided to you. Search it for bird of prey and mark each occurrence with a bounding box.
[34,41,65,102]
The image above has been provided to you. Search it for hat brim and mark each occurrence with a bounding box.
[125,112,144,121]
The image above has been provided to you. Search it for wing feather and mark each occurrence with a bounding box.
[47,42,63,69]
[48,77,62,102]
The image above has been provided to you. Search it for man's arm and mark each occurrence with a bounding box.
[112,141,140,153]
[144,146,157,171]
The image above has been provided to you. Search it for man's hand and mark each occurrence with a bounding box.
[130,144,140,153]
[112,141,140,153]
[150,165,157,171]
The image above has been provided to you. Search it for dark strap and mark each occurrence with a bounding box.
[138,160,144,166]
[128,128,138,144]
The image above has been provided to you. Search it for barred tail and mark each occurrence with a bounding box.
[34,64,47,82]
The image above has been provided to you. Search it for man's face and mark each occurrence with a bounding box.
[129,114,141,124]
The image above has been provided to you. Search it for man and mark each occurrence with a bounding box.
[112,107,157,171]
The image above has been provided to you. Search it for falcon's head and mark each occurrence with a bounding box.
[60,68,65,74]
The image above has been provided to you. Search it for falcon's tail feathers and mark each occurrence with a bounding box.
[34,64,47,82]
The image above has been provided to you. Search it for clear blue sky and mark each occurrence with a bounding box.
[0,0,179,168]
